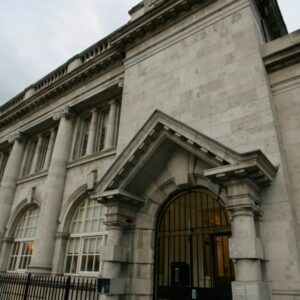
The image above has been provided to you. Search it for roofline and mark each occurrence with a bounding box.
[0,0,289,118]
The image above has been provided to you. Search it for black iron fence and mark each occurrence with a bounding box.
[0,273,100,300]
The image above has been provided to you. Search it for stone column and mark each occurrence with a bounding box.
[0,133,25,247]
[0,237,14,271]
[43,128,57,171]
[225,180,269,300]
[97,199,137,299]
[30,134,43,174]
[86,109,98,155]
[28,107,74,273]
[104,100,118,150]
[52,232,70,274]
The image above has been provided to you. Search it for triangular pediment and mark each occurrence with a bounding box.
[91,110,277,203]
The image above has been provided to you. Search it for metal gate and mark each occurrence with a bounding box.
[154,189,235,300]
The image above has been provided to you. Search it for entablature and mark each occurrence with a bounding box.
[263,29,300,73]
[0,0,286,129]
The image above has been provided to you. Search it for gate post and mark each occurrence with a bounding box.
[225,180,270,300]
[64,276,71,300]
[94,194,142,300]
[205,160,278,300]
[23,273,31,300]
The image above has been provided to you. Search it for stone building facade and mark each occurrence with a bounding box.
[0,0,300,299]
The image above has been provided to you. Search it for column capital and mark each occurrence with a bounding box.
[108,99,118,106]
[53,105,74,121]
[104,201,137,228]
[49,127,57,133]
[8,132,26,143]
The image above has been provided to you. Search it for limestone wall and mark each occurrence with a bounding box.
[264,31,300,298]
[118,0,300,296]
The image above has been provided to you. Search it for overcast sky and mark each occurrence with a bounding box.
[0,0,299,105]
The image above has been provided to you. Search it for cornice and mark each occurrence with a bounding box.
[0,0,288,128]
[254,0,287,39]
[264,41,300,73]
[0,49,123,130]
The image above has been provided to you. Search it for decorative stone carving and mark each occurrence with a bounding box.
[53,105,73,121]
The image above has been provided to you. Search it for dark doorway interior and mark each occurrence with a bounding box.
[154,189,235,300]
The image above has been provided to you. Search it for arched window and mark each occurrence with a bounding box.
[64,199,107,275]
[8,206,39,271]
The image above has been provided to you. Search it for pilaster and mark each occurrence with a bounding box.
[52,232,70,275]
[204,154,279,300]
[0,237,14,272]
[95,193,142,299]
[208,176,270,300]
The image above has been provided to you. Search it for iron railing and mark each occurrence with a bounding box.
[0,273,100,300]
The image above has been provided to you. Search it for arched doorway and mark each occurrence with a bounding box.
[154,188,235,300]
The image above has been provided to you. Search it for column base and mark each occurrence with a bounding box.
[232,281,270,300]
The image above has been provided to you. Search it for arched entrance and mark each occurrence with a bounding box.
[154,188,235,300]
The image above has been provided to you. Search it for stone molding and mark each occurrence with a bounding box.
[53,105,74,121]
[263,36,300,73]
[91,110,277,204]
[0,0,286,129]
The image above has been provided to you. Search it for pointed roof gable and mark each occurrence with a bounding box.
[91,110,277,204]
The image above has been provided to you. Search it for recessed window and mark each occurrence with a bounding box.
[21,138,38,176]
[72,101,120,161]
[64,199,107,275]
[36,134,50,172]
[20,130,55,177]
[8,207,39,271]
[73,114,92,159]
[96,109,109,152]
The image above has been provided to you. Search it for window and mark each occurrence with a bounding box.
[8,207,39,271]
[73,114,92,159]
[21,138,38,176]
[0,150,10,182]
[20,130,54,177]
[64,199,107,275]
[96,110,109,152]
[71,100,120,161]
[36,134,50,172]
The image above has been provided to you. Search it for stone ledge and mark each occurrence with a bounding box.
[67,148,116,169]
[263,30,300,73]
